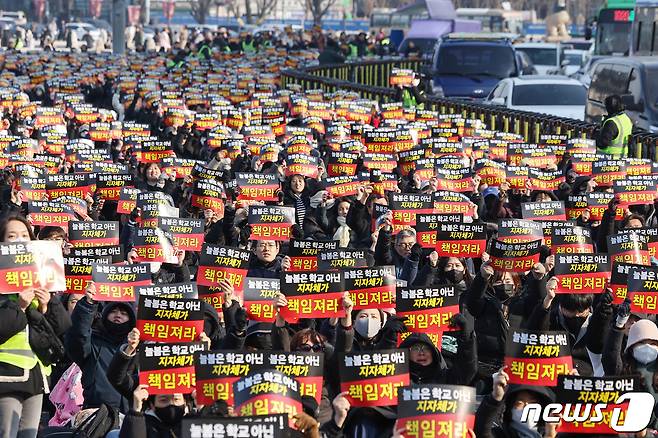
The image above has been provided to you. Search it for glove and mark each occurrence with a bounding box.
[596,289,614,319]
[616,298,631,329]
[291,224,304,240]
[449,313,474,339]
[408,243,422,262]
[238,224,252,245]
[234,306,248,333]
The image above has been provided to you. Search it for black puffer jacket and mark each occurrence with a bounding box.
[65,298,137,412]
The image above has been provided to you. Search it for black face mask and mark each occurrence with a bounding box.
[563,314,587,335]
[493,284,515,301]
[102,319,132,340]
[445,269,464,284]
[155,405,185,426]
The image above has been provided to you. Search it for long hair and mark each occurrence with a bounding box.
[290,328,326,352]
[0,215,35,242]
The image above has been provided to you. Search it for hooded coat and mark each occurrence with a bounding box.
[65,298,136,412]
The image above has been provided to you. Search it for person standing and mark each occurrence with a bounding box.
[597,94,634,158]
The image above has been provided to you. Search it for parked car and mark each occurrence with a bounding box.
[562,49,588,76]
[428,33,528,100]
[585,56,658,133]
[398,19,481,59]
[0,10,26,26]
[514,42,566,75]
[65,22,102,44]
[484,75,588,120]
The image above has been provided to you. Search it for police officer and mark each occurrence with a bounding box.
[396,74,425,110]
[597,95,634,158]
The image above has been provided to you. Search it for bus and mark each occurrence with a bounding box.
[593,0,658,55]
[633,0,658,55]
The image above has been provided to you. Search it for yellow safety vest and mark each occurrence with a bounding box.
[601,113,633,158]
[0,328,38,379]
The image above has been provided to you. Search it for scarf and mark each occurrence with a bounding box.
[333,216,351,248]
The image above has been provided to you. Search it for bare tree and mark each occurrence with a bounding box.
[306,0,337,24]
[190,0,214,24]
[243,0,278,24]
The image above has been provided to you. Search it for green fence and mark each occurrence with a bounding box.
[282,59,658,160]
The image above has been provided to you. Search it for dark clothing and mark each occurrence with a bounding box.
[0,296,71,397]
[373,229,418,284]
[399,332,476,385]
[318,47,345,65]
[119,410,181,438]
[246,255,282,279]
[65,298,136,412]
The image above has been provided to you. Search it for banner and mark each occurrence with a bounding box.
[396,384,476,438]
[614,178,657,206]
[344,266,396,310]
[137,295,204,342]
[497,219,544,243]
[27,201,77,227]
[628,266,658,314]
[280,271,344,319]
[0,241,65,293]
[197,245,250,309]
[489,239,542,272]
[138,342,205,394]
[339,350,409,407]
[234,173,279,202]
[551,226,594,254]
[248,206,295,241]
[191,179,225,215]
[181,415,288,438]
[243,277,278,322]
[233,370,302,427]
[607,233,650,265]
[287,240,338,272]
[132,227,177,263]
[504,329,572,386]
[70,245,124,264]
[415,214,463,249]
[556,375,639,434]
[435,223,486,258]
[610,262,643,304]
[389,193,434,230]
[554,254,610,294]
[65,255,111,294]
[135,282,199,300]
[317,249,369,271]
[91,263,152,302]
[195,351,323,405]
[396,286,459,333]
[96,173,135,201]
[521,201,566,221]
[68,221,119,248]
[158,217,204,252]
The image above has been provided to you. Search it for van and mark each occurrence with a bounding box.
[585,56,658,133]
[428,33,530,100]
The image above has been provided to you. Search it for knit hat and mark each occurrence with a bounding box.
[625,319,658,353]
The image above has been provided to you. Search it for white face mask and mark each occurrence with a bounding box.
[355,317,380,339]
[633,344,658,365]
[511,407,538,431]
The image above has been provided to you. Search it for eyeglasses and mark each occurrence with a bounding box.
[256,242,277,250]
[410,344,431,354]
[298,344,325,352]
[397,242,414,249]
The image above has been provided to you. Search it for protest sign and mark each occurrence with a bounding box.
[138,342,205,394]
[504,329,572,386]
[396,286,459,333]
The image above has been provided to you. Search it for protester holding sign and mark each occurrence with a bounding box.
[0,216,71,438]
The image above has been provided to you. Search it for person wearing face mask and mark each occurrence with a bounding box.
[65,282,137,413]
[527,280,613,376]
[602,298,658,375]
[468,256,555,384]
[475,367,557,438]
[414,255,471,296]
[120,386,190,438]
[344,308,407,352]
[0,216,71,438]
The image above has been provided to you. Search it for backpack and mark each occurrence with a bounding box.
[71,404,120,438]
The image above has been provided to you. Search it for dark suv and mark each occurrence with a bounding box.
[428,33,531,100]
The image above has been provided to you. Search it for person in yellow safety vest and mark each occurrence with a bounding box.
[597,94,634,158]
[0,216,71,438]
[242,34,256,54]
[395,76,425,109]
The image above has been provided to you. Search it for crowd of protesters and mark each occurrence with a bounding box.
[0,26,654,438]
